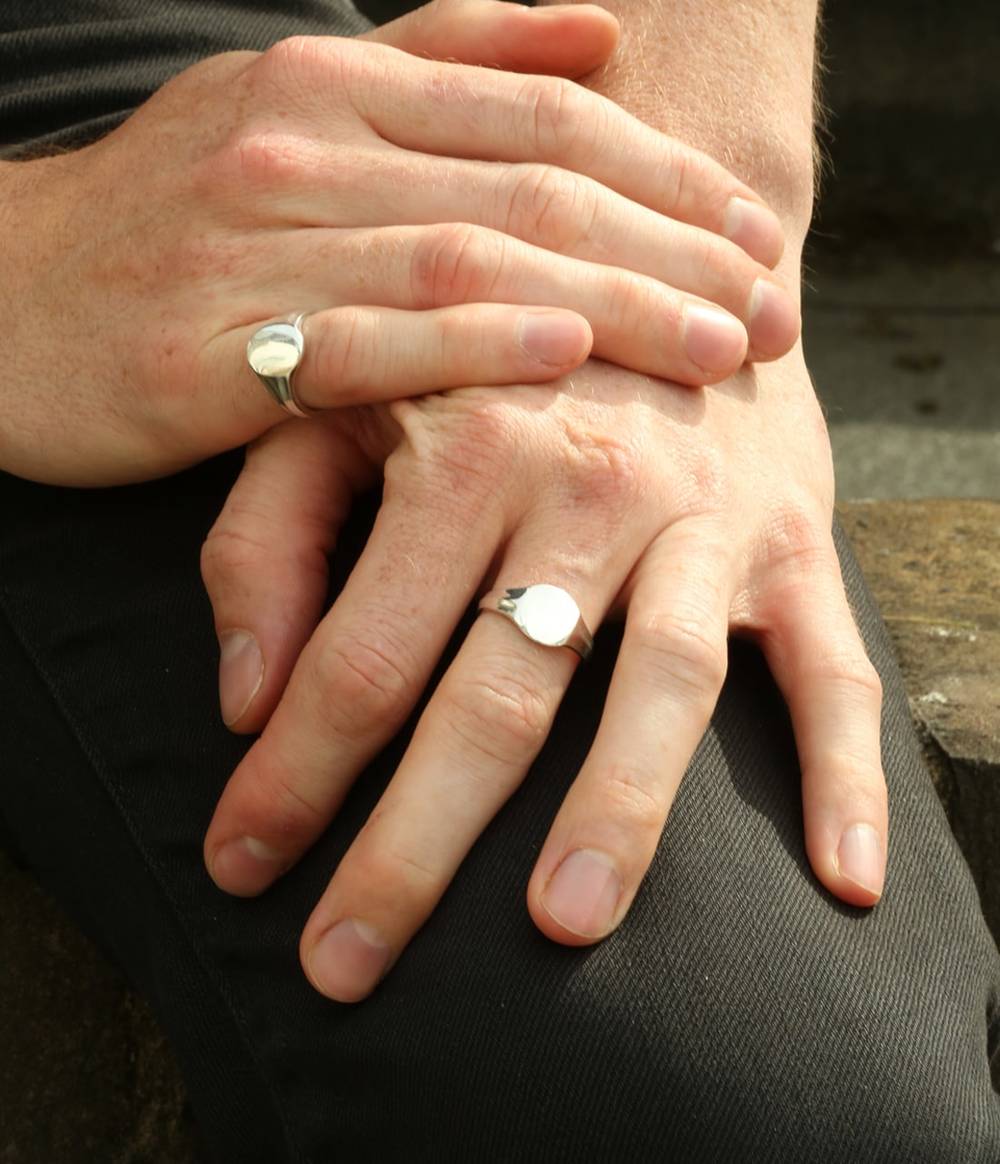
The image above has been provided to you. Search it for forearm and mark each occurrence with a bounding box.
[544,0,819,260]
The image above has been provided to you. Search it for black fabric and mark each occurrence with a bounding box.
[0,1,373,159]
[1,1,999,1159]
[1,451,999,1162]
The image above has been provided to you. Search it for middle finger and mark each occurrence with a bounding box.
[297,521,633,1002]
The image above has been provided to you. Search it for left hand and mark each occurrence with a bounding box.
[201,347,888,1004]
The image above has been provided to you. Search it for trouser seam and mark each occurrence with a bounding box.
[0,586,306,1164]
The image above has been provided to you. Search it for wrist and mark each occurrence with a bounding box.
[543,0,818,245]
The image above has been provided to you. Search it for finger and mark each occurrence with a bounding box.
[206,303,592,435]
[755,533,888,906]
[256,152,797,361]
[217,224,749,400]
[296,495,644,1001]
[362,0,621,79]
[200,417,374,735]
[203,453,513,896]
[311,40,784,265]
[525,524,732,943]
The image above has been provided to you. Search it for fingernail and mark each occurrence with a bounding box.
[682,305,747,376]
[218,630,263,726]
[210,835,286,894]
[308,918,392,1003]
[723,196,784,265]
[517,309,591,367]
[540,848,623,938]
[748,278,800,358]
[836,823,884,897]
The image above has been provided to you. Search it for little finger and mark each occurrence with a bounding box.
[756,537,888,906]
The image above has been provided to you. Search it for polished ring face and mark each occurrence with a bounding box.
[481,584,594,659]
[246,312,314,418]
[247,321,304,379]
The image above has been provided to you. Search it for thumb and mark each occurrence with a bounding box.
[361,0,620,77]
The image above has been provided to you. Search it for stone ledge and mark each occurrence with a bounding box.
[837,498,1000,939]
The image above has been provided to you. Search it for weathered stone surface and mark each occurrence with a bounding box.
[838,498,1000,941]
[0,847,197,1163]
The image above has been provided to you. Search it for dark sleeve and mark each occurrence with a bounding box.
[0,0,375,159]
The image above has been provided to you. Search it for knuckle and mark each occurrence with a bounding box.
[313,630,415,740]
[200,524,269,590]
[254,764,329,837]
[346,838,442,908]
[319,308,371,388]
[631,610,728,702]
[386,394,517,511]
[666,144,724,218]
[254,33,350,89]
[555,415,644,514]
[504,164,600,254]
[229,129,307,190]
[190,127,313,209]
[759,504,832,576]
[598,763,668,839]
[670,446,729,520]
[812,652,884,706]
[599,268,667,344]
[522,76,591,161]
[445,663,551,765]
[691,233,754,302]
[410,223,497,308]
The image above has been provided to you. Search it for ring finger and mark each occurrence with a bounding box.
[297,529,633,1003]
[191,301,593,451]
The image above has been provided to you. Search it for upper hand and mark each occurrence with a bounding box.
[0,0,796,487]
[202,350,888,1003]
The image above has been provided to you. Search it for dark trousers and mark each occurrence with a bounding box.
[1,452,999,1162]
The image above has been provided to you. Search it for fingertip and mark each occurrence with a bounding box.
[207,834,286,897]
[218,628,264,728]
[747,278,801,362]
[723,196,785,268]
[517,308,593,371]
[503,3,621,76]
[682,304,748,382]
[833,821,885,903]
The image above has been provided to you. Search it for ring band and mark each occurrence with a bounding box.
[478,584,594,660]
[246,311,318,419]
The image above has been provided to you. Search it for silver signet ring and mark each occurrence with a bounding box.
[478,584,594,660]
[246,311,318,419]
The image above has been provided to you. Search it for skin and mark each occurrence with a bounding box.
[0,0,796,488]
[199,0,889,1005]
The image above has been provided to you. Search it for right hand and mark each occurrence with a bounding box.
[0,0,797,488]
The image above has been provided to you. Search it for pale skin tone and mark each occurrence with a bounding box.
[0,2,794,487]
[197,0,888,1003]
[0,0,887,1005]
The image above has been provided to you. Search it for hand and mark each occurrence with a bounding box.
[0,0,797,489]
[202,348,888,1003]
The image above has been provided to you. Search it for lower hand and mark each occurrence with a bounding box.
[202,349,888,1003]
